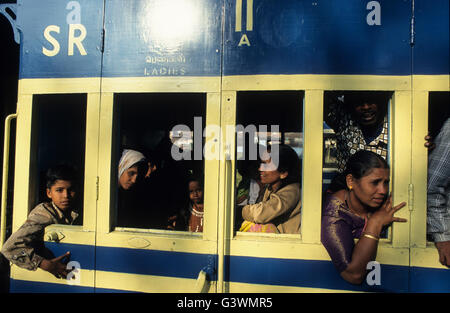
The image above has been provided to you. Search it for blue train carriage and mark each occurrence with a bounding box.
[0,0,448,293]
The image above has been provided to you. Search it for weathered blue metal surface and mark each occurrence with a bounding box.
[15,0,449,79]
[224,0,412,76]
[102,0,223,78]
[16,0,104,78]
[413,0,449,75]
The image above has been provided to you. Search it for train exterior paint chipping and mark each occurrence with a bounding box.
[0,0,449,293]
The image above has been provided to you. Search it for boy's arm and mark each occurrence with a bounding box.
[1,215,50,271]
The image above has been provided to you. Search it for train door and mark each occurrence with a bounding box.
[94,0,222,292]
[7,0,104,292]
[218,87,320,292]
[220,0,413,292]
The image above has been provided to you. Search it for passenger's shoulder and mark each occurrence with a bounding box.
[27,202,56,224]
[274,183,301,203]
[278,183,300,194]
[323,193,347,217]
[282,182,300,190]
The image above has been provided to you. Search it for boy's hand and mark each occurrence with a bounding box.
[39,251,71,279]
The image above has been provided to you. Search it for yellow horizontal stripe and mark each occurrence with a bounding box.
[11,266,94,288]
[44,225,95,245]
[222,74,412,91]
[19,78,101,94]
[412,75,450,91]
[101,76,221,93]
[95,270,216,293]
[17,75,448,95]
[227,281,362,293]
[411,244,450,269]
[229,239,409,266]
[96,230,217,255]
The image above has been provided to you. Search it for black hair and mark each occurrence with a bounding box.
[345,91,390,107]
[46,164,79,189]
[187,174,203,188]
[267,143,301,188]
[328,150,389,193]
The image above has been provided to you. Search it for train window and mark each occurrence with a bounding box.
[113,93,206,233]
[234,91,303,235]
[32,94,87,225]
[323,90,392,237]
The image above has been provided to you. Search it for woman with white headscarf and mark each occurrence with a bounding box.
[118,149,147,190]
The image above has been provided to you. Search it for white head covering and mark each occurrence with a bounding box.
[118,149,146,180]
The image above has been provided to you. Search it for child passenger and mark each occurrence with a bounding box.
[168,176,204,233]
[239,144,302,234]
[0,164,80,279]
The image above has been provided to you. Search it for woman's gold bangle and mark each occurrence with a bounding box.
[362,233,379,241]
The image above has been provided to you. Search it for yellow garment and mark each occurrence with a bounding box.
[239,221,278,233]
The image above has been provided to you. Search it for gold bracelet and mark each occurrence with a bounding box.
[362,233,379,241]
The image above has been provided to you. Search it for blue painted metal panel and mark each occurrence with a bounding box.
[95,246,217,281]
[413,0,449,75]
[101,0,222,78]
[44,242,95,271]
[14,0,448,78]
[410,266,450,292]
[224,0,412,76]
[225,255,409,292]
[16,0,104,79]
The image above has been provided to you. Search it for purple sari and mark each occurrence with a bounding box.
[321,193,367,273]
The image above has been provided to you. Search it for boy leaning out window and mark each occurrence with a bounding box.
[0,164,80,279]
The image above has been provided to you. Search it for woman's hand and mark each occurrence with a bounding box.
[370,196,407,228]
[341,196,407,284]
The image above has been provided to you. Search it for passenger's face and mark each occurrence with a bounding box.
[189,181,203,204]
[46,179,76,211]
[352,102,381,127]
[349,168,390,209]
[259,155,287,186]
[119,165,139,190]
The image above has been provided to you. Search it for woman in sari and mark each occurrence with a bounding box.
[321,150,407,284]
